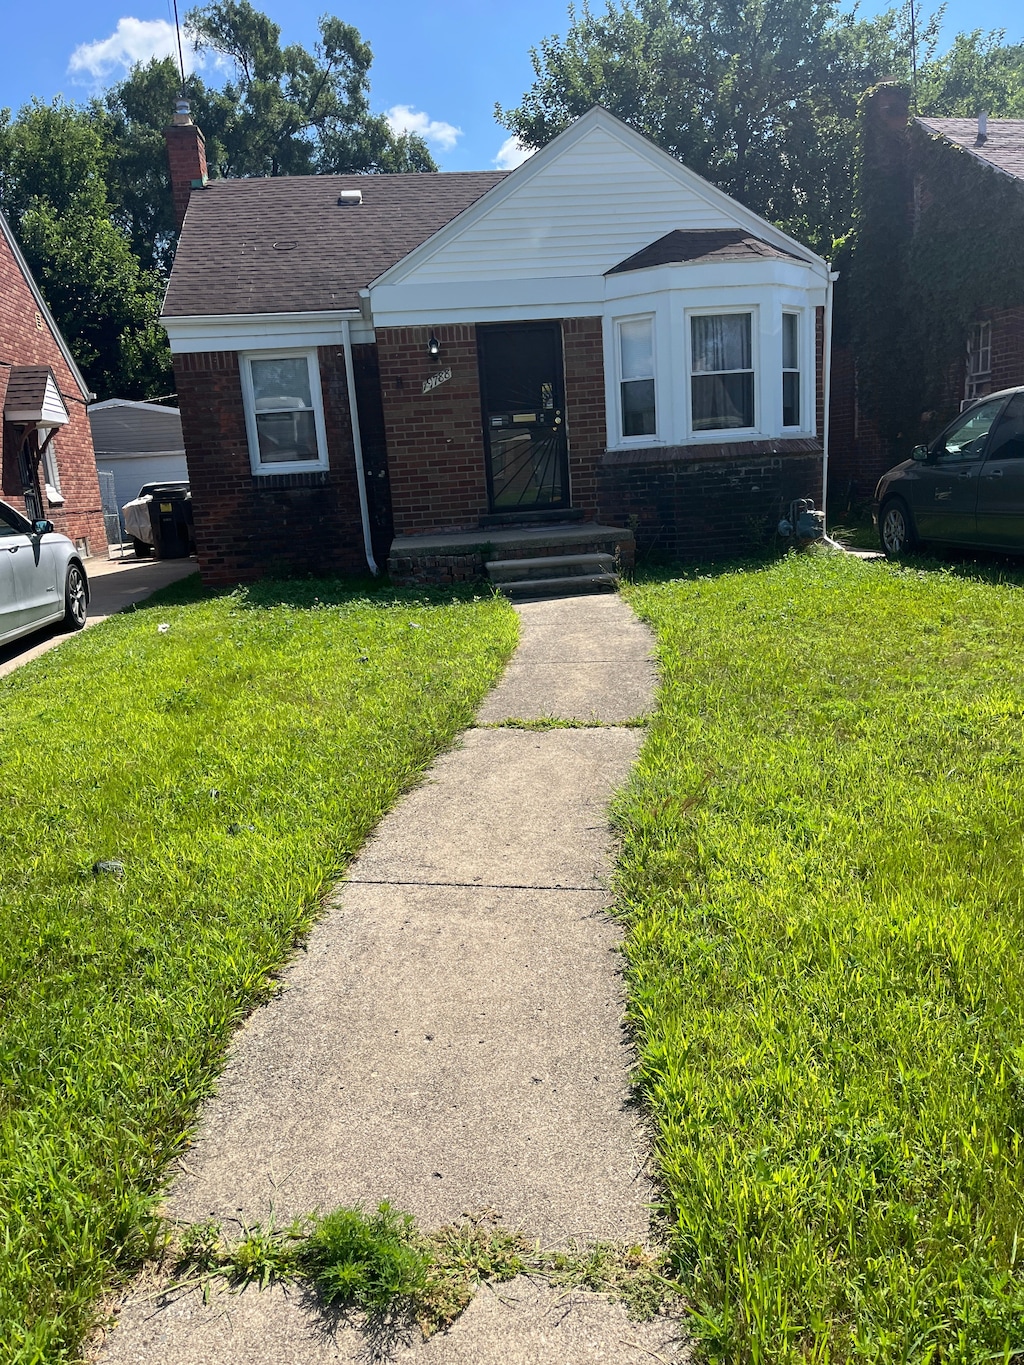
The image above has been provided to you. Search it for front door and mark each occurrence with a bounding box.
[478,323,569,514]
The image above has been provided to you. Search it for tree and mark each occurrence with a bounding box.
[0,99,171,400]
[498,0,911,254]
[497,0,1023,255]
[917,28,1024,116]
[1,5,437,399]
[179,2,435,179]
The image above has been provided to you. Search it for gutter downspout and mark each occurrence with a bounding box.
[341,317,379,576]
[821,269,840,529]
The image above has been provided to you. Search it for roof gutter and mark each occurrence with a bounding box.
[341,317,379,577]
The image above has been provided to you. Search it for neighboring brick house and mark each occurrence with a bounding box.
[0,210,106,555]
[828,91,1024,509]
[162,105,833,585]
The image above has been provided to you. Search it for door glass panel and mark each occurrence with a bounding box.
[933,399,1003,460]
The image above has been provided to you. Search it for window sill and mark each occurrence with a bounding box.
[252,469,331,490]
[603,436,822,466]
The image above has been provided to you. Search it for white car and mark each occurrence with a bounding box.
[0,498,89,646]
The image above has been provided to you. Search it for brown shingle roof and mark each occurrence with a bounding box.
[3,365,52,413]
[163,171,507,317]
[914,118,1024,182]
[606,228,799,274]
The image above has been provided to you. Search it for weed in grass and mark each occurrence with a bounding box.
[0,576,517,1362]
[298,1203,429,1314]
[619,552,1024,1362]
[172,1205,678,1340]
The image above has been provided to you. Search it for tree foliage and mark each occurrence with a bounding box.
[0,100,169,399]
[498,0,1024,254]
[0,3,435,398]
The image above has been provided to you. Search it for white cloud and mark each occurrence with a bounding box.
[493,136,536,171]
[68,17,194,84]
[385,105,461,153]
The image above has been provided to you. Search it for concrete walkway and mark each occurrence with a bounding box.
[0,554,198,679]
[96,594,684,1363]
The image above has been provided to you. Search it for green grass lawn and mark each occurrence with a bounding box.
[620,552,1024,1363]
[0,576,516,1364]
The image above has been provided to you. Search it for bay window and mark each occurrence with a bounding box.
[241,350,329,475]
[690,313,754,431]
[782,312,800,427]
[617,316,656,438]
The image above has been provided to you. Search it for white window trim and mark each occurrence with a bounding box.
[614,312,659,444]
[781,309,802,430]
[685,305,759,441]
[966,321,993,401]
[240,348,330,476]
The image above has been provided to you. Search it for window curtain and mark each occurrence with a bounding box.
[691,315,753,431]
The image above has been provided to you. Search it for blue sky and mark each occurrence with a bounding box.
[1,0,1022,172]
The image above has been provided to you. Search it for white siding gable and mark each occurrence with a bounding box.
[373,111,819,290]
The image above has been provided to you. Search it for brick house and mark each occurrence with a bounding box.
[162,105,833,586]
[1,210,106,556]
[828,89,1024,509]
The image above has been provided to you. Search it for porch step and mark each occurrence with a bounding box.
[493,572,620,599]
[485,553,616,584]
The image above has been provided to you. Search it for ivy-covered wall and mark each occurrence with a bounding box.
[842,84,1024,470]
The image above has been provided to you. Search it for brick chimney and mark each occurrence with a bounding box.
[165,99,208,232]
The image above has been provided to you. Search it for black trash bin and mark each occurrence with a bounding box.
[147,485,194,559]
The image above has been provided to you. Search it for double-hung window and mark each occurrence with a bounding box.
[241,351,329,475]
[782,313,801,427]
[617,316,656,439]
[690,313,754,432]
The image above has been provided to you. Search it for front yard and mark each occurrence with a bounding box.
[0,577,517,1362]
[620,553,1024,1361]
[6,552,1024,1363]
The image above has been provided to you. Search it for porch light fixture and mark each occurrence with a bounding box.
[427,334,440,357]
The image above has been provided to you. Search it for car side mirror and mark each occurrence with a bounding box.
[911,445,929,463]
[32,519,54,535]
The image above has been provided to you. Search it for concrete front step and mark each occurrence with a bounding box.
[496,572,619,598]
[486,553,616,584]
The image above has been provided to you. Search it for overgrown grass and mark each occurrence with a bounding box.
[620,551,1024,1362]
[0,575,517,1363]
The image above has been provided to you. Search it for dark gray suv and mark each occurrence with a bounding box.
[873,387,1024,557]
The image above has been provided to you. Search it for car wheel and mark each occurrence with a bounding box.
[880,498,917,558]
[63,563,88,631]
[132,538,152,558]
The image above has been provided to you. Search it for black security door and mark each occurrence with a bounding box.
[478,323,569,512]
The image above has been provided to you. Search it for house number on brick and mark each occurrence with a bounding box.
[422,367,452,395]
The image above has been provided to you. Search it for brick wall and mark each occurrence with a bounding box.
[599,440,822,562]
[173,345,369,585]
[561,317,605,520]
[988,306,1024,392]
[379,318,609,535]
[0,233,106,555]
[378,324,489,535]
